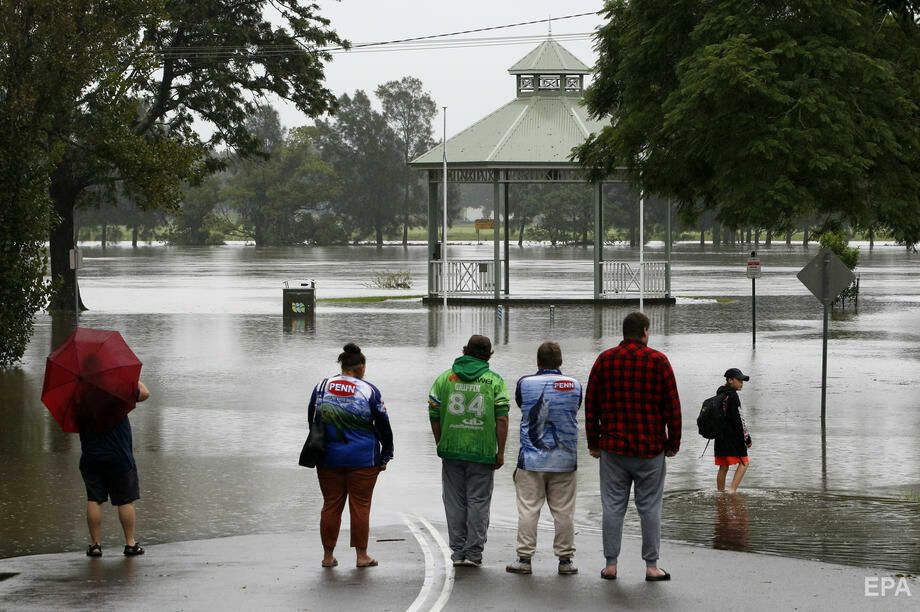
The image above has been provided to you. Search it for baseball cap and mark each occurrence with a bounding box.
[724,368,750,381]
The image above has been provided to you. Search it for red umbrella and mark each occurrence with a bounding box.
[41,328,142,433]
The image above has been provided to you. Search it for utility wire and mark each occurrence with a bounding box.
[154,12,598,59]
[156,32,593,60]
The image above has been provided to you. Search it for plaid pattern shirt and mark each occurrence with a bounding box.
[585,340,682,458]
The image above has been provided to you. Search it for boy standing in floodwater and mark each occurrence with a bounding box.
[714,368,753,494]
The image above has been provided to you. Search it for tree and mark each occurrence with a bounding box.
[0,0,86,367]
[576,1,920,245]
[168,174,233,246]
[316,91,403,246]
[226,108,338,245]
[376,77,438,246]
[38,1,344,310]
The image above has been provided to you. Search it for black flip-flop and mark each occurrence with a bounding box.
[600,567,617,580]
[86,544,102,558]
[123,544,145,556]
[645,569,671,582]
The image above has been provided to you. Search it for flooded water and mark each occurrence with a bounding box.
[1,241,918,575]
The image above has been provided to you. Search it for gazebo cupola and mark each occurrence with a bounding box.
[508,39,591,98]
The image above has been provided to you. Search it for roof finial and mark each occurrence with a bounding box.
[548,15,553,38]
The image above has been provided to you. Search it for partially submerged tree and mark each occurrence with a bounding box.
[376,77,438,246]
[576,0,920,245]
[226,107,338,245]
[316,91,403,246]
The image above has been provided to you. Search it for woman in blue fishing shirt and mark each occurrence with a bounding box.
[308,343,394,569]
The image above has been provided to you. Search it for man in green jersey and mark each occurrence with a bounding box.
[428,334,510,567]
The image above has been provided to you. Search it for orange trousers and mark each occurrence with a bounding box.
[316,466,380,549]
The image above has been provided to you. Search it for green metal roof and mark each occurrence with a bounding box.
[410,96,606,167]
[410,39,606,168]
[507,39,591,75]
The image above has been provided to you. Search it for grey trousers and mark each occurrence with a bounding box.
[442,459,495,562]
[599,451,666,566]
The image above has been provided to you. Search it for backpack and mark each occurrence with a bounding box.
[697,392,729,440]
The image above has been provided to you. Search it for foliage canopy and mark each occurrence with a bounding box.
[576,0,920,244]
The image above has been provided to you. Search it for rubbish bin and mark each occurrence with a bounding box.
[283,280,315,317]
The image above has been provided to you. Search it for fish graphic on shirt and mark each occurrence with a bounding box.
[528,389,559,450]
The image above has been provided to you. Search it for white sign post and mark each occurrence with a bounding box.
[746,252,762,347]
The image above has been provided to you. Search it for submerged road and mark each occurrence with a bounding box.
[0,519,915,611]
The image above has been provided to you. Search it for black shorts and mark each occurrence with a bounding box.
[80,465,140,506]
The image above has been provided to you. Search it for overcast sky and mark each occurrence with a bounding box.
[273,1,606,137]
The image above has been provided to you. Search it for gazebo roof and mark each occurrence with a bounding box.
[507,39,591,75]
[410,96,606,167]
[410,39,606,169]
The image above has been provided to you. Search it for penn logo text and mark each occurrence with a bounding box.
[328,381,357,396]
[554,381,576,392]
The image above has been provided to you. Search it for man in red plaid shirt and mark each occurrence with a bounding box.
[586,312,681,582]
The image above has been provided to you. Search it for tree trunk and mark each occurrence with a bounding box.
[376,218,384,247]
[868,228,874,250]
[132,224,139,248]
[699,227,705,246]
[745,227,752,244]
[785,229,793,245]
[765,230,772,246]
[518,221,525,247]
[803,226,810,247]
[713,223,722,247]
[754,229,761,246]
[101,223,107,249]
[49,181,85,311]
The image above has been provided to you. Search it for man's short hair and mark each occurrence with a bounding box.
[622,311,650,339]
[463,334,493,361]
[537,341,562,369]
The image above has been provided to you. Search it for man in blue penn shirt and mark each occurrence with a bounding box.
[506,342,583,576]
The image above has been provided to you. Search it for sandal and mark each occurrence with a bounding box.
[321,558,338,568]
[123,543,145,556]
[86,544,102,558]
[645,568,671,582]
[356,558,378,568]
[600,567,617,580]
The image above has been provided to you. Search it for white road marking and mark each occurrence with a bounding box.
[404,515,435,612]
[417,515,454,612]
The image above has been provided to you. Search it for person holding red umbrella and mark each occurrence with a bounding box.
[77,375,150,557]
[42,328,152,558]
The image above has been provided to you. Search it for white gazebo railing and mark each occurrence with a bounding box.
[601,261,668,297]
[430,260,498,296]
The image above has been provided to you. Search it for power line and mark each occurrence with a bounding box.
[154,12,598,59]
[321,11,598,52]
[156,32,593,60]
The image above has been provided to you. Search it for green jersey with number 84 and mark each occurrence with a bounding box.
[428,356,510,464]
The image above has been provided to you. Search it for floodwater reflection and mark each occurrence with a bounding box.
[714,493,750,552]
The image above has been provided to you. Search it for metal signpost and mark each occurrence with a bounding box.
[69,248,82,316]
[796,249,857,434]
[746,251,762,347]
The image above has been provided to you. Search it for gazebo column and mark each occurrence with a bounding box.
[593,182,604,299]
[493,174,504,301]
[665,198,672,298]
[427,178,438,296]
[504,180,510,295]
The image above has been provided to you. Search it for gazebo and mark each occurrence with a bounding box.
[410,39,673,304]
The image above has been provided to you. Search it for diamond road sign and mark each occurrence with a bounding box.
[797,248,856,305]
